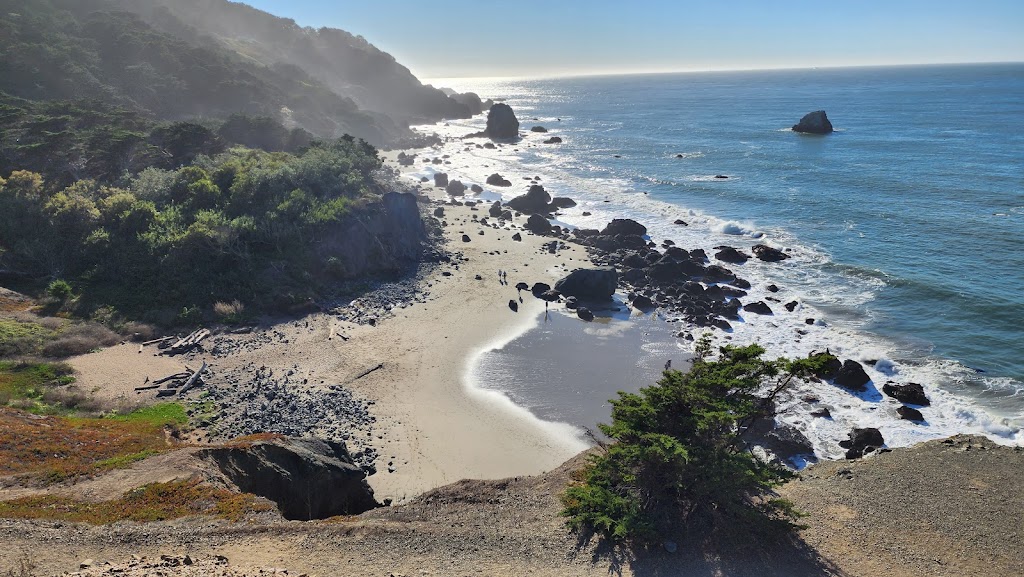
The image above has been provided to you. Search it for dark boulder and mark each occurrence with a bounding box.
[511,232,522,241]
[434,173,449,187]
[508,300,519,312]
[784,301,799,312]
[702,265,735,283]
[524,214,553,234]
[471,184,484,193]
[811,352,842,379]
[839,428,884,459]
[757,423,816,461]
[485,103,520,139]
[882,382,930,406]
[543,136,563,144]
[743,301,773,315]
[631,294,655,310]
[530,126,548,133]
[461,234,471,243]
[200,437,378,521]
[565,296,579,310]
[531,282,551,296]
[489,201,503,218]
[550,197,577,209]
[506,185,552,214]
[715,247,750,264]
[752,244,790,262]
[433,207,445,218]
[554,267,618,301]
[446,180,467,196]
[486,173,512,187]
[792,110,834,134]
[540,289,562,302]
[601,219,647,237]
[897,406,925,422]
[834,360,871,392]
[576,307,595,322]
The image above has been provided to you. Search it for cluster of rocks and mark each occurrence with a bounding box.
[70,555,299,577]
[201,363,380,474]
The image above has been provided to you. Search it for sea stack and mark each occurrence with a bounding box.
[485,103,520,139]
[792,110,834,134]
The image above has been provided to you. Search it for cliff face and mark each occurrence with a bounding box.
[321,192,428,279]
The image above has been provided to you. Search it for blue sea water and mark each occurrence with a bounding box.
[418,63,1024,454]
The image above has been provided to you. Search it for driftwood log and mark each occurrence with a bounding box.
[161,329,211,356]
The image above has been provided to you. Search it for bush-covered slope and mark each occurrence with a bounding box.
[0,0,398,144]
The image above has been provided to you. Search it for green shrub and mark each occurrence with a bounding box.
[47,279,73,301]
[561,338,831,543]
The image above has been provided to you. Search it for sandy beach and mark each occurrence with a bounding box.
[60,156,604,503]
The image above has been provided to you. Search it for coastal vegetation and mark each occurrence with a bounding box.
[0,137,382,319]
[561,339,831,542]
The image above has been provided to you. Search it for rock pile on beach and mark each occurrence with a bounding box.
[563,217,758,330]
[201,362,380,474]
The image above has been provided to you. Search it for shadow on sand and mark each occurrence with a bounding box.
[569,522,844,577]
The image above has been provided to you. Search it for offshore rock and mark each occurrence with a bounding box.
[792,110,834,134]
[485,103,520,139]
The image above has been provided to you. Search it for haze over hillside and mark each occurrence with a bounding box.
[0,0,482,147]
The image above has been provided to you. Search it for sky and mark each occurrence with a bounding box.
[241,0,1024,79]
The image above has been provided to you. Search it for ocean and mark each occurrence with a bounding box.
[413,63,1024,459]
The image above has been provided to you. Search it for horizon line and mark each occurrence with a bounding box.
[423,59,1024,85]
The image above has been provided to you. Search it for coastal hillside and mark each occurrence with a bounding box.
[108,0,478,124]
[0,0,473,146]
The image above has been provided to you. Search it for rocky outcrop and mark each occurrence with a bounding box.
[530,126,548,133]
[715,247,749,264]
[506,185,552,214]
[550,197,577,209]
[434,173,449,187]
[486,173,512,187]
[752,244,790,262]
[743,301,773,315]
[450,92,484,115]
[883,382,930,406]
[484,103,520,139]
[446,180,467,196]
[834,360,871,392]
[839,428,884,459]
[524,214,553,234]
[600,219,647,237]
[543,137,563,144]
[576,307,595,322]
[792,110,834,134]
[554,268,618,301]
[897,406,925,422]
[200,437,378,520]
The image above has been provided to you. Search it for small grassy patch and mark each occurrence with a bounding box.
[0,478,273,524]
[0,407,176,484]
[108,402,189,427]
[0,318,57,357]
[0,361,76,410]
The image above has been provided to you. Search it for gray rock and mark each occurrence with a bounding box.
[792,110,834,134]
[835,360,871,391]
[485,103,520,139]
[883,382,930,406]
[554,267,618,301]
[576,307,595,321]
[506,185,552,214]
